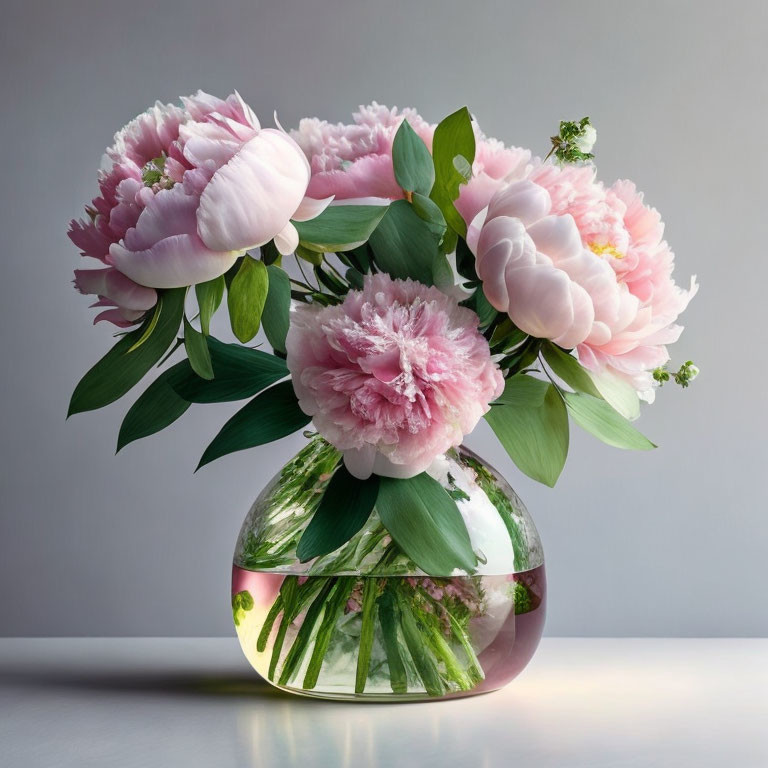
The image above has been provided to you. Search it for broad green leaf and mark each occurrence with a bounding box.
[429,107,476,237]
[227,256,268,343]
[564,392,655,450]
[197,381,310,469]
[294,205,389,253]
[464,285,496,328]
[195,276,225,336]
[588,368,641,421]
[485,384,569,487]
[411,193,446,234]
[392,118,434,195]
[68,288,185,416]
[492,374,549,407]
[117,362,191,452]
[542,342,602,398]
[369,200,440,284]
[452,154,472,181]
[376,473,477,575]
[183,316,214,380]
[296,466,380,562]
[262,265,291,354]
[431,252,454,292]
[172,336,287,403]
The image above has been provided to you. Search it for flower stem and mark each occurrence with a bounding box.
[377,587,408,694]
[277,578,335,686]
[355,578,379,693]
[303,577,356,689]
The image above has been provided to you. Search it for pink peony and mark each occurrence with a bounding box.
[70,91,326,324]
[290,103,532,216]
[285,274,504,479]
[290,103,433,202]
[471,170,697,401]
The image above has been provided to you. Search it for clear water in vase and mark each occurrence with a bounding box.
[233,564,546,700]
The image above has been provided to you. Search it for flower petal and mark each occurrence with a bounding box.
[110,234,238,289]
[197,129,310,252]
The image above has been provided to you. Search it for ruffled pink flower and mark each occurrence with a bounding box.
[285,274,504,479]
[290,104,532,217]
[290,103,433,201]
[69,91,326,324]
[471,170,697,401]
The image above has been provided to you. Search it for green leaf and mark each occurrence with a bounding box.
[173,337,287,403]
[346,268,364,290]
[542,343,601,397]
[452,154,472,181]
[588,368,641,421]
[68,288,185,416]
[369,200,440,284]
[296,466,380,562]
[262,265,291,354]
[429,107,476,237]
[126,296,163,353]
[260,239,281,266]
[376,474,477,575]
[183,316,214,380]
[455,236,477,281]
[490,318,527,351]
[485,384,569,487]
[564,392,656,450]
[431,252,454,291]
[197,381,310,469]
[392,118,434,195]
[295,244,323,265]
[464,285,496,328]
[411,193,446,233]
[492,374,549,407]
[116,362,191,452]
[499,338,542,375]
[195,276,225,336]
[227,256,268,343]
[294,205,389,253]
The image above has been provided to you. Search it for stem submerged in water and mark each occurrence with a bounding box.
[254,574,487,697]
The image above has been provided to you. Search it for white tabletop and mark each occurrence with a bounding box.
[1,638,766,767]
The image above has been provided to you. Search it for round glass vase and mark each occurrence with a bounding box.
[231,436,546,702]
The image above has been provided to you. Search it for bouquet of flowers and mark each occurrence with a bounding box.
[68,92,697,698]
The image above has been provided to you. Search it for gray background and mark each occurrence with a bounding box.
[1,0,765,637]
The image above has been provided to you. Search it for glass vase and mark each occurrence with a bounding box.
[231,436,545,702]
